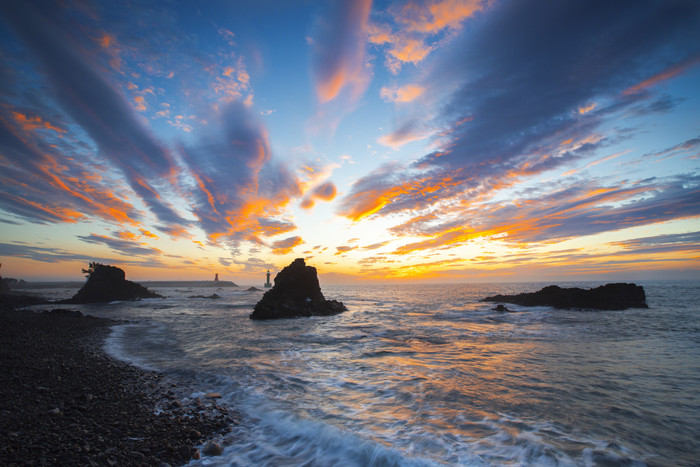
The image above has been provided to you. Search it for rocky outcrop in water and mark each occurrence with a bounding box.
[250,258,346,320]
[481,283,647,310]
[65,264,163,304]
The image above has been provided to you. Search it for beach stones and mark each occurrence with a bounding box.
[250,258,346,320]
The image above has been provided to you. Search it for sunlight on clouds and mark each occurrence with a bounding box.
[311,0,372,104]
[380,84,425,103]
[11,112,65,134]
[271,236,303,255]
[1,0,699,283]
[623,54,700,95]
[369,0,486,73]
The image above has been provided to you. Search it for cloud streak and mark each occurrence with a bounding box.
[2,2,186,228]
[181,101,302,247]
[340,0,700,256]
[311,0,373,104]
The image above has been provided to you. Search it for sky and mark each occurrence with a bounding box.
[0,0,699,284]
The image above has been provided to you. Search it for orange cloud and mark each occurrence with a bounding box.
[335,245,358,255]
[313,0,372,104]
[271,236,303,255]
[98,33,114,48]
[623,54,700,95]
[139,229,159,239]
[380,84,425,103]
[369,0,485,72]
[402,0,485,33]
[134,95,146,111]
[3,192,84,223]
[378,126,431,149]
[116,231,139,241]
[578,102,596,114]
[300,180,338,209]
[12,112,65,134]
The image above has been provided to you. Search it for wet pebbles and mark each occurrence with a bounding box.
[0,302,235,466]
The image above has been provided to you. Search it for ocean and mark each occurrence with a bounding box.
[32,281,700,466]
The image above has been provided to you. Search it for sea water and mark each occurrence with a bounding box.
[39,281,700,466]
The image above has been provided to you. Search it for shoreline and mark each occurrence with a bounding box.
[0,297,234,466]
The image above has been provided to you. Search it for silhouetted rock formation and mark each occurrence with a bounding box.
[246,287,261,292]
[492,304,511,312]
[481,283,647,310]
[65,264,163,304]
[188,294,220,299]
[250,258,346,320]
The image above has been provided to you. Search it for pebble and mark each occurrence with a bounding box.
[202,441,223,456]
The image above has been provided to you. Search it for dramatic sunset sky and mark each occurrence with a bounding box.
[1,0,699,284]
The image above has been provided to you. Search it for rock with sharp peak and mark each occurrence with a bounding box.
[250,258,346,320]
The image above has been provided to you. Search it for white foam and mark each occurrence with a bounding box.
[103,324,160,371]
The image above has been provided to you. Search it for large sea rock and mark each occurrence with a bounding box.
[65,264,163,304]
[250,258,346,320]
[481,283,647,310]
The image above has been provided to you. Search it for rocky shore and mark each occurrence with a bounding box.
[0,297,234,466]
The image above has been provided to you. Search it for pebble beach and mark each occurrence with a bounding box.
[0,295,234,466]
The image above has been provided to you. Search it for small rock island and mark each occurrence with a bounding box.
[250,258,346,320]
[481,283,647,310]
[64,263,164,304]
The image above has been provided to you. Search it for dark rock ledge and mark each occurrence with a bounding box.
[481,283,648,310]
[0,303,235,466]
[250,258,346,320]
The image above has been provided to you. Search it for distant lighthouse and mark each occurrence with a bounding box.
[264,270,272,288]
[214,273,219,282]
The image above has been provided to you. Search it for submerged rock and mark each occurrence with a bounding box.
[250,258,346,320]
[246,287,261,292]
[65,264,163,304]
[188,294,221,299]
[481,283,647,310]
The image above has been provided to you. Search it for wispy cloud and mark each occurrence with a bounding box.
[77,233,162,257]
[181,101,301,247]
[300,180,338,209]
[0,1,306,256]
[380,84,425,103]
[369,0,485,73]
[310,0,373,104]
[340,0,700,257]
[271,236,303,255]
[2,1,186,229]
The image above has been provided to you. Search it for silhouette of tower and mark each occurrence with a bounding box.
[264,270,272,288]
[214,273,219,282]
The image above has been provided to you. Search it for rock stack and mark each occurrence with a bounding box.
[481,283,648,310]
[250,258,346,319]
[65,264,163,304]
